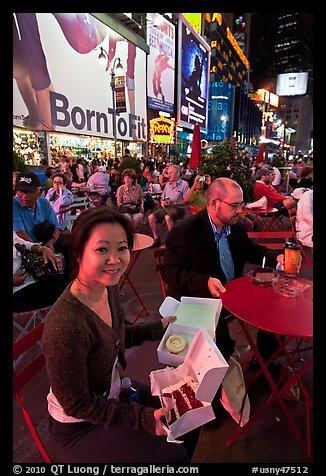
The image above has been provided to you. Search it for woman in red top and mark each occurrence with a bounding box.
[142,166,155,184]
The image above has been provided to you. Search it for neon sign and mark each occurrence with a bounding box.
[149,116,175,143]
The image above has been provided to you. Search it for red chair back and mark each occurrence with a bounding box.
[247,231,294,249]
[13,322,52,463]
[58,204,73,225]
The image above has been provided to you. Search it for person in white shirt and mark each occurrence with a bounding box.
[271,166,282,189]
[86,166,111,205]
[295,189,313,249]
[13,231,67,312]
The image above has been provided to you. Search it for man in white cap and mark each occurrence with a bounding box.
[13,171,71,271]
[86,166,111,205]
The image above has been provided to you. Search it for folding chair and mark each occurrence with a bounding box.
[71,196,89,211]
[57,204,73,227]
[247,231,294,250]
[133,209,151,234]
[65,213,78,232]
[13,321,52,463]
[287,208,313,269]
[13,306,50,342]
[153,247,167,299]
[65,197,90,231]
[13,306,51,369]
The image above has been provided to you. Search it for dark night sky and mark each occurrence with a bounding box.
[248,12,313,92]
[248,13,279,91]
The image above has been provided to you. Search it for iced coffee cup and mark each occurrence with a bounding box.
[284,242,301,276]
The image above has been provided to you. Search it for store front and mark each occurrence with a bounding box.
[13,127,148,168]
[48,132,122,166]
[13,128,48,166]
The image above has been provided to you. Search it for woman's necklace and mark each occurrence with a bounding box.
[73,279,112,326]
[73,278,98,311]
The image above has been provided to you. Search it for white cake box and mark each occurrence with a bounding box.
[158,296,222,366]
[150,327,229,441]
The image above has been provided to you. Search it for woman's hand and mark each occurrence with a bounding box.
[42,246,62,271]
[161,315,177,328]
[154,407,169,436]
[13,268,27,286]
[208,277,226,298]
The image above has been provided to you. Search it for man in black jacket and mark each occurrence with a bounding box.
[161,177,283,370]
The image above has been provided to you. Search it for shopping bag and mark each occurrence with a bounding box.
[220,354,250,427]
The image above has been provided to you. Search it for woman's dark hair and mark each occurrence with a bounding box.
[299,166,313,178]
[69,206,134,280]
[45,166,56,178]
[52,172,66,185]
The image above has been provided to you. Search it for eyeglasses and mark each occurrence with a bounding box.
[216,199,244,210]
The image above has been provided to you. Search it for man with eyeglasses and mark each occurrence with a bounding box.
[161,177,285,413]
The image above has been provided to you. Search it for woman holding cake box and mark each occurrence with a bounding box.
[43,207,199,463]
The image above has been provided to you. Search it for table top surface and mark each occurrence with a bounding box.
[133,233,154,252]
[145,191,162,196]
[72,187,100,194]
[221,275,313,338]
[241,207,278,215]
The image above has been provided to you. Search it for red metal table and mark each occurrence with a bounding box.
[120,233,154,323]
[221,275,313,461]
[240,206,279,231]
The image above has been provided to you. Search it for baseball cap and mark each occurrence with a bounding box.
[98,166,107,172]
[16,172,41,192]
[256,168,271,179]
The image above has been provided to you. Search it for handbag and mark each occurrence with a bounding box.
[14,243,65,281]
[119,202,141,214]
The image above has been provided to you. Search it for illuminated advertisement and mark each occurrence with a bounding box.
[147,13,175,114]
[256,89,279,108]
[208,13,249,90]
[206,81,234,141]
[177,15,210,130]
[149,116,175,143]
[182,13,202,34]
[13,13,147,141]
[276,72,308,96]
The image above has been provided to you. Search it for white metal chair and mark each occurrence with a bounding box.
[65,197,90,231]
[71,196,89,210]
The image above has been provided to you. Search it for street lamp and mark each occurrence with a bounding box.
[98,47,124,159]
[221,115,227,141]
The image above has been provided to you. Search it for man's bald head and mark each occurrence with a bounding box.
[207,177,243,205]
[206,178,244,230]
